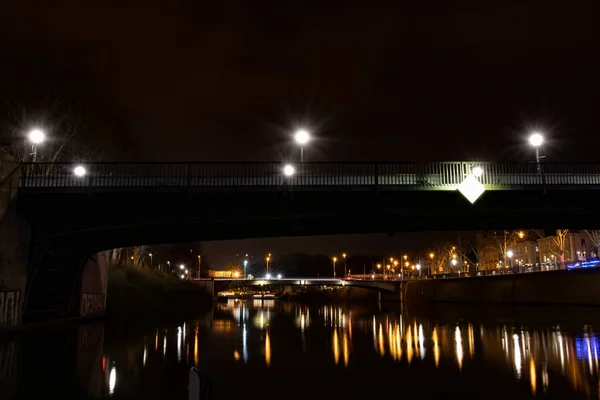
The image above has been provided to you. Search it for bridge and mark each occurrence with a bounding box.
[212,277,401,294]
[2,160,600,325]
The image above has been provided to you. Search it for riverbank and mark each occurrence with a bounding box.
[106,266,213,320]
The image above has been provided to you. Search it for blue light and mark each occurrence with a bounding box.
[575,334,600,360]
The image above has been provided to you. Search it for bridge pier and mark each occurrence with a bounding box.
[1,193,109,328]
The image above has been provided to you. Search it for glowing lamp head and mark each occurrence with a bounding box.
[294,129,310,145]
[73,165,86,177]
[451,259,458,266]
[507,250,514,258]
[179,264,185,270]
[472,166,483,177]
[28,129,45,144]
[529,132,544,147]
[277,274,282,279]
[283,164,295,177]
[265,273,272,279]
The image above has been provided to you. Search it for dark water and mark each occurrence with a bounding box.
[3,300,600,399]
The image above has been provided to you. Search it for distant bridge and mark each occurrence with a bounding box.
[212,278,401,293]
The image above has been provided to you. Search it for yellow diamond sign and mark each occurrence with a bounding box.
[458,174,485,204]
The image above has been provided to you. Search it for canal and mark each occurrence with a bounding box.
[2,300,600,399]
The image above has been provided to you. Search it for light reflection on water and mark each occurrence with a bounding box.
[4,302,600,398]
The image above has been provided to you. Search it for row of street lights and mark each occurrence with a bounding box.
[282,130,546,178]
[24,127,546,182]
[25,128,88,177]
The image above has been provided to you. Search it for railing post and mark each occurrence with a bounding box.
[374,163,379,195]
[187,164,192,196]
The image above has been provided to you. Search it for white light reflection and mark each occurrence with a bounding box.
[143,342,147,367]
[242,324,248,362]
[163,330,167,357]
[109,365,117,395]
[418,324,425,360]
[455,326,464,370]
[372,316,377,351]
[513,333,522,379]
[177,326,182,362]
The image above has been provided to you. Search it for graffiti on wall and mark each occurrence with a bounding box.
[80,293,105,317]
[0,290,20,325]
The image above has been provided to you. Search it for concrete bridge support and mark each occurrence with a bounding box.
[1,195,109,328]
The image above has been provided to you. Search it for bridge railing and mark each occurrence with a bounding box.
[18,162,600,190]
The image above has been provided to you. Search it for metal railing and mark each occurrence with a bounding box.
[18,162,600,191]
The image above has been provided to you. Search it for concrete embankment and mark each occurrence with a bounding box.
[405,268,600,306]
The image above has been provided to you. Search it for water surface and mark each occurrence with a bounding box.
[2,300,600,399]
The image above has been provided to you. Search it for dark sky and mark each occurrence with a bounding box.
[1,1,598,163]
[1,1,598,265]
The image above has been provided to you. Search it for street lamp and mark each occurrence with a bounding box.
[507,250,514,269]
[179,264,185,270]
[332,257,337,279]
[28,128,45,162]
[73,165,87,177]
[342,253,347,278]
[529,132,544,172]
[283,164,295,177]
[149,253,153,267]
[243,259,248,279]
[294,129,310,162]
[265,254,271,275]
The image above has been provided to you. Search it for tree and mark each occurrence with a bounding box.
[550,229,570,263]
[0,48,127,162]
[427,243,461,274]
[584,230,600,257]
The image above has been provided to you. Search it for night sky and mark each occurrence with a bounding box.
[1,1,598,266]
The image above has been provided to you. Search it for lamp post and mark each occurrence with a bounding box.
[266,254,271,275]
[507,250,514,270]
[28,128,45,162]
[332,257,337,279]
[294,129,310,162]
[149,253,153,267]
[342,253,347,278]
[529,132,544,173]
[243,260,248,279]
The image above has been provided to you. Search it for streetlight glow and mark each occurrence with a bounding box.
[283,164,295,177]
[28,129,45,144]
[179,264,185,270]
[507,250,514,258]
[529,132,544,147]
[472,166,483,177]
[73,165,86,177]
[294,129,310,145]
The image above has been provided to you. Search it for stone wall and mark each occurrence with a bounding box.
[405,268,600,305]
